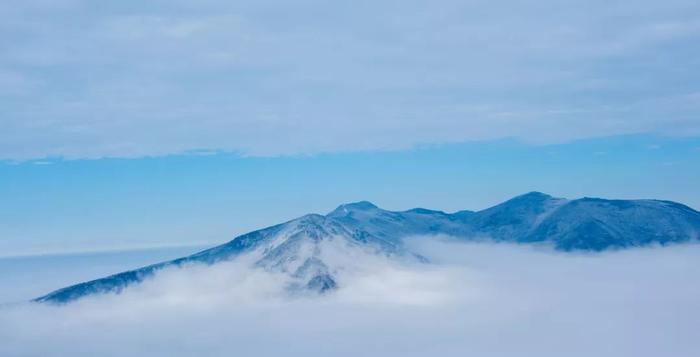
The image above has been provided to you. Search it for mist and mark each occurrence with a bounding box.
[1,239,699,357]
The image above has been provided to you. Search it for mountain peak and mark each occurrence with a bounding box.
[495,191,562,206]
[343,201,378,209]
[328,201,379,216]
[517,191,553,200]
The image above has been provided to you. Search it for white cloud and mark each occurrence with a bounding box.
[1,0,699,160]
[1,240,699,356]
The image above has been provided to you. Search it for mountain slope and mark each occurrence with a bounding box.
[460,192,569,240]
[35,213,409,303]
[525,197,700,250]
[35,192,700,303]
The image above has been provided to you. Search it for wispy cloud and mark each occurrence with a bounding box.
[1,0,699,160]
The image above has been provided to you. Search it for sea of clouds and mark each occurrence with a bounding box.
[1,239,699,356]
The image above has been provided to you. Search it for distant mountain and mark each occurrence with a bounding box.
[36,192,700,303]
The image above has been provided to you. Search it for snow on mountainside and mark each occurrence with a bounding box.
[35,192,700,303]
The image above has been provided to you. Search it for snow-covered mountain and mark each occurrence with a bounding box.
[36,192,700,303]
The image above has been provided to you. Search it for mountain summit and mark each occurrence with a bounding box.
[330,201,380,215]
[36,193,700,303]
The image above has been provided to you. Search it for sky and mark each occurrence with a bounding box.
[2,0,700,160]
[2,2,700,356]
[1,0,700,255]
[1,135,699,256]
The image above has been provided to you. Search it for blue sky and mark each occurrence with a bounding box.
[2,135,699,256]
[1,0,700,255]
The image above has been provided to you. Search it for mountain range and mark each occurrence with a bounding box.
[36,192,700,303]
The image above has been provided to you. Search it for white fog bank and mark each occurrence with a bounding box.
[1,240,699,357]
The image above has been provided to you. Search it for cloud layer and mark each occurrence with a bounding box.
[1,240,699,356]
[2,0,700,159]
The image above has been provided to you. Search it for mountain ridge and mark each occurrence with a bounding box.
[35,192,700,303]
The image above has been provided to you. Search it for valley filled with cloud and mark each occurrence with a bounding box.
[2,239,699,356]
